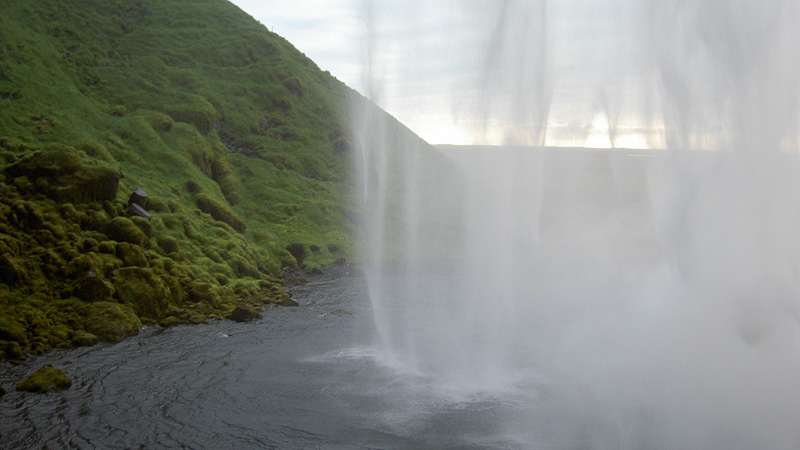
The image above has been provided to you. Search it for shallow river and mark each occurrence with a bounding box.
[1,269,681,450]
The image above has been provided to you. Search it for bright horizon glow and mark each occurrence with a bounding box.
[613,133,650,150]
[415,116,657,148]
[583,114,613,149]
[415,123,474,146]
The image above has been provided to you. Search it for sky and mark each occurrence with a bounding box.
[225,1,800,150]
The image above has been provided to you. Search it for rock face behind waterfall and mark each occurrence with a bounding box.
[0,0,425,360]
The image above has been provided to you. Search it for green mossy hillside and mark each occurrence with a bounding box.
[0,0,383,360]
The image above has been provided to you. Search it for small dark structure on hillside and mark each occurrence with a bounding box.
[128,187,149,207]
[127,187,151,219]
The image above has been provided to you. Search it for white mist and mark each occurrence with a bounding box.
[354,1,800,448]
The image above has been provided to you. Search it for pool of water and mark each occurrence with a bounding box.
[9,267,781,449]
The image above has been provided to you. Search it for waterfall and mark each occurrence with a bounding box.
[353,1,800,447]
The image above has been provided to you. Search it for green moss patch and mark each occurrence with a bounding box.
[112,267,170,320]
[106,217,148,246]
[72,331,99,347]
[83,301,142,343]
[0,316,27,343]
[71,272,114,302]
[16,365,72,393]
[194,193,246,233]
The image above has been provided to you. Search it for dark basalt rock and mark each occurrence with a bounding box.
[128,202,151,219]
[128,187,149,208]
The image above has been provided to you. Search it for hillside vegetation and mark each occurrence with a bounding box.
[0,0,438,360]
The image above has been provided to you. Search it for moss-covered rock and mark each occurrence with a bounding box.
[11,200,46,228]
[332,137,352,154]
[63,252,103,278]
[228,303,260,322]
[1,340,24,359]
[161,273,184,303]
[106,216,148,246]
[72,272,114,302]
[98,240,117,254]
[15,365,72,393]
[0,253,26,285]
[0,316,27,344]
[158,315,183,328]
[145,111,173,132]
[112,267,169,319]
[84,301,142,342]
[157,236,179,254]
[187,311,207,324]
[185,280,218,304]
[5,145,83,179]
[3,146,121,204]
[57,165,122,203]
[71,331,99,347]
[115,242,148,267]
[129,216,153,237]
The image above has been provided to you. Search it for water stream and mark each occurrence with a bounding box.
[1,268,650,450]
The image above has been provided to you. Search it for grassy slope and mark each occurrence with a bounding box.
[0,0,430,360]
